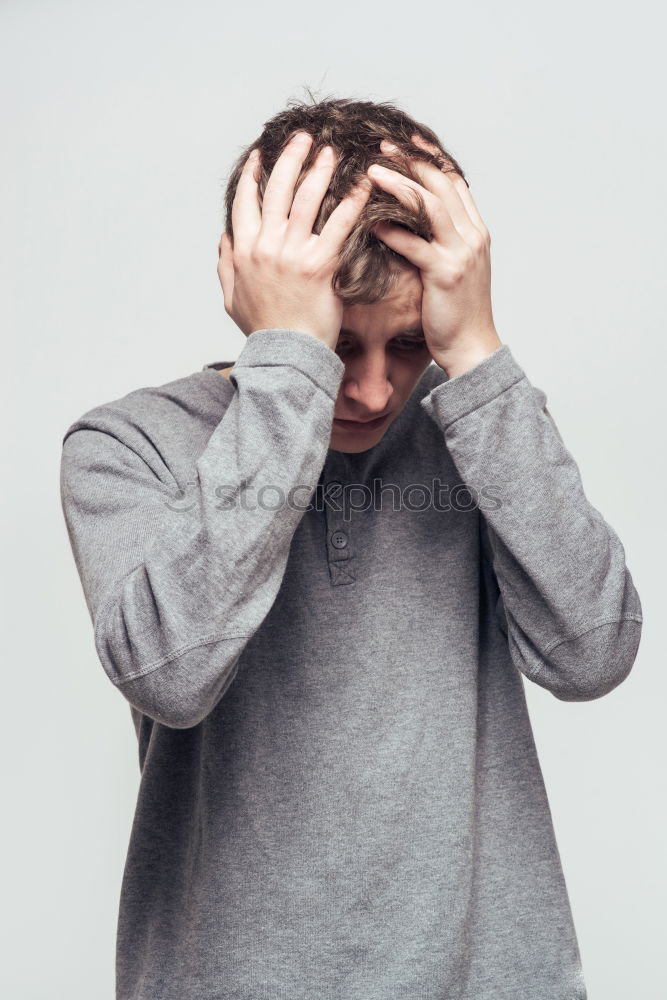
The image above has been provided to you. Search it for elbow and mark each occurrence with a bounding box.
[121,661,242,729]
[512,617,643,702]
[551,617,643,701]
[95,626,245,728]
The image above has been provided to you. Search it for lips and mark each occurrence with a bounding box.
[333,414,390,430]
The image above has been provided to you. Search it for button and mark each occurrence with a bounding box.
[330,530,348,549]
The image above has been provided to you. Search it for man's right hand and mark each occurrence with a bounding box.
[217,131,373,351]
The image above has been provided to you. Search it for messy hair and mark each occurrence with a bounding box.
[222,88,467,305]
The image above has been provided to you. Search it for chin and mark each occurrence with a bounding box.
[329,427,387,453]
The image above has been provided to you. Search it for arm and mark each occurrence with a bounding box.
[368,134,642,698]
[420,344,643,701]
[61,130,374,729]
[60,329,344,729]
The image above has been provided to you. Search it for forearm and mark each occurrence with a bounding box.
[421,343,643,699]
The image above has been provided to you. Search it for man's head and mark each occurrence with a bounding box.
[222,93,467,453]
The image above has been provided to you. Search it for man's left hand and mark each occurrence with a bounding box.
[367,134,502,378]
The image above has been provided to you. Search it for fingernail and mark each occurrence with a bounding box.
[382,140,398,152]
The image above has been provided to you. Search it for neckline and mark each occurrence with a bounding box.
[199,360,238,392]
[202,359,236,372]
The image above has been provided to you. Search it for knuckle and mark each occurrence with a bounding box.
[250,242,273,265]
[448,262,466,284]
[288,199,314,221]
[315,156,335,173]
[279,247,301,272]
[301,260,318,280]
[283,247,317,279]
[282,247,320,280]
[230,244,248,266]
[461,245,475,266]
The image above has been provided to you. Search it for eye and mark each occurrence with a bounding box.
[334,336,427,354]
[393,337,427,351]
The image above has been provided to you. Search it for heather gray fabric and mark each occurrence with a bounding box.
[59,328,643,1000]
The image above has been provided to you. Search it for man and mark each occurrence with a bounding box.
[60,97,642,999]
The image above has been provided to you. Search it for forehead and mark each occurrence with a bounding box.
[341,267,423,335]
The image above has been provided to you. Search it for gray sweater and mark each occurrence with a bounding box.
[59,328,642,1000]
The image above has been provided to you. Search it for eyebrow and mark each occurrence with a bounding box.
[338,327,425,338]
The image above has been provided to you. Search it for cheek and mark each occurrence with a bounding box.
[396,353,432,386]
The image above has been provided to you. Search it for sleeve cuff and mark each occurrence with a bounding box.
[419,343,527,430]
[229,328,346,402]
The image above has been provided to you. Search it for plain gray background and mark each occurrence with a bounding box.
[2,0,664,997]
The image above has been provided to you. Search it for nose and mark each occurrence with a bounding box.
[338,353,394,417]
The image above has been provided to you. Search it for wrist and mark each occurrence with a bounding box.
[431,330,503,379]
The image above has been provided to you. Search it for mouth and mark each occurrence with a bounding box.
[333,414,390,432]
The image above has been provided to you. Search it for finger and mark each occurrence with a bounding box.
[367,162,466,248]
[381,134,458,182]
[406,159,480,240]
[316,178,373,259]
[447,173,490,241]
[371,221,435,272]
[407,133,442,158]
[378,140,475,237]
[260,131,313,234]
[217,232,235,310]
[405,133,461,179]
[286,144,338,240]
[231,149,262,254]
[406,135,488,239]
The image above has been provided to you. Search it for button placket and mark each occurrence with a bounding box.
[322,461,356,587]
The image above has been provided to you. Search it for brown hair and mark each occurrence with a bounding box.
[222,89,467,305]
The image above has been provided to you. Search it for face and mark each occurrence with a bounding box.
[330,266,432,454]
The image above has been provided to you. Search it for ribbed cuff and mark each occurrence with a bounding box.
[229,329,345,402]
[420,344,527,430]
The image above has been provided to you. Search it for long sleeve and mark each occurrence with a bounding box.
[60,328,345,729]
[420,343,643,702]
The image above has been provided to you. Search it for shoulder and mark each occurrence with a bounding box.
[60,366,234,481]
